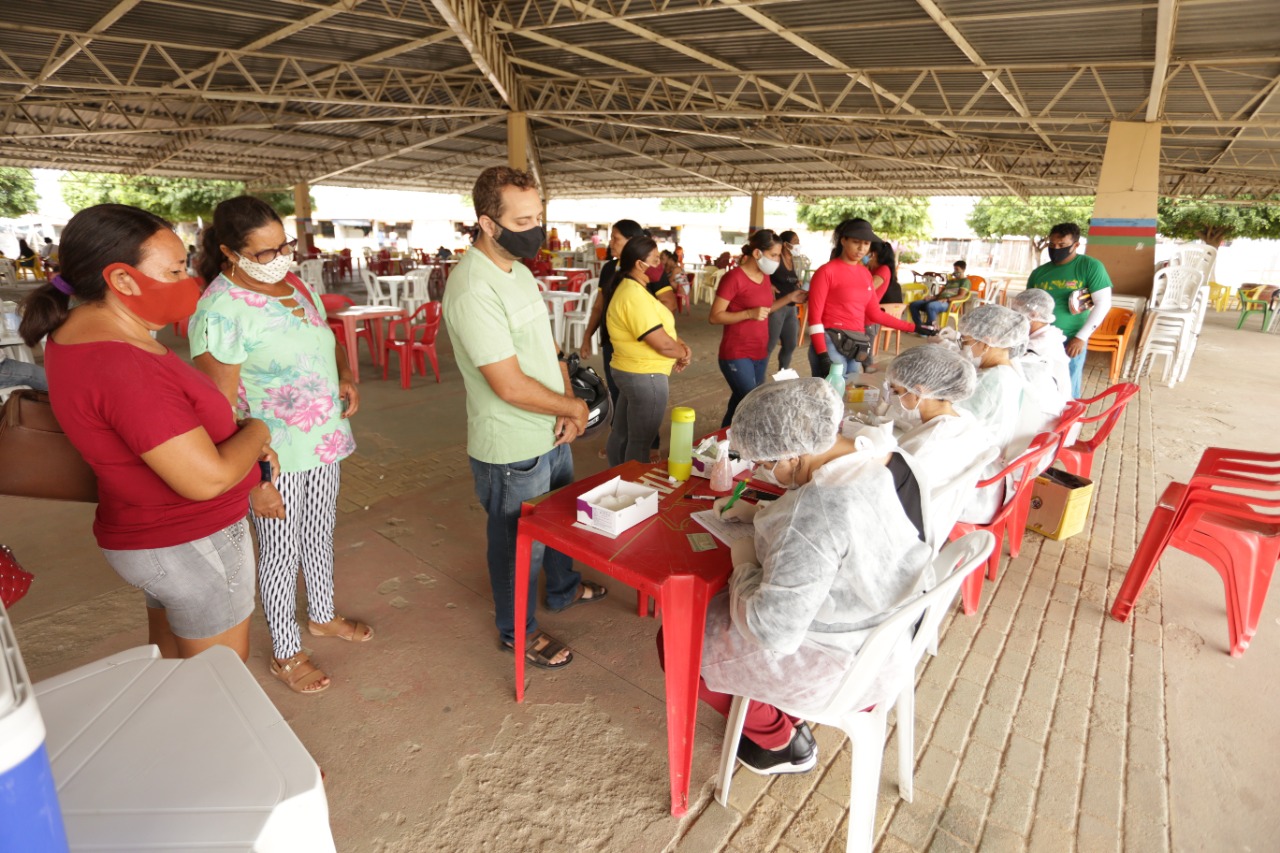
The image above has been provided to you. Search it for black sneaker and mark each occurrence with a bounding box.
[736,723,818,776]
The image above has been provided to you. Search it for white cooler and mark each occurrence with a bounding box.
[35,645,336,853]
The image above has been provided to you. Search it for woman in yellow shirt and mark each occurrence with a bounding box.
[605,236,692,465]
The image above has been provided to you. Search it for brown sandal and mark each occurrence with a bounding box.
[271,652,330,694]
[307,615,374,642]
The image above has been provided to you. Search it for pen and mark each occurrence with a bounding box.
[719,480,749,513]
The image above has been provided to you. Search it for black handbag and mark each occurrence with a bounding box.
[828,329,874,363]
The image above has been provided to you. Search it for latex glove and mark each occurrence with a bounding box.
[729,534,758,569]
[814,351,834,377]
[713,495,759,523]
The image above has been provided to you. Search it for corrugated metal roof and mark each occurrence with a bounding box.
[1,0,1277,198]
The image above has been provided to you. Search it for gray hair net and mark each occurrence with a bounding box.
[1010,288,1057,325]
[959,303,1030,351]
[886,345,977,402]
[730,377,842,461]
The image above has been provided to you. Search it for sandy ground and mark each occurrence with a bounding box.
[2,282,1278,851]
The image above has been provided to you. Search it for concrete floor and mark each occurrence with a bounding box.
[3,283,1278,852]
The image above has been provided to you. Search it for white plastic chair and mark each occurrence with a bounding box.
[402,268,433,314]
[1167,244,1217,282]
[360,269,391,307]
[564,280,599,353]
[0,259,16,286]
[713,532,995,852]
[694,268,722,305]
[298,259,326,296]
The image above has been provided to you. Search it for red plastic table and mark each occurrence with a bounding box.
[514,461,734,817]
[329,305,405,383]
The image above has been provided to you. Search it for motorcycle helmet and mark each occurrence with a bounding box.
[565,354,612,439]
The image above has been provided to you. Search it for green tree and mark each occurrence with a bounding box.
[966,196,1094,265]
[1157,196,1280,247]
[60,173,298,222]
[659,196,730,214]
[0,167,38,218]
[794,197,931,241]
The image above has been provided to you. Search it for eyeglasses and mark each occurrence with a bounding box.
[244,237,298,265]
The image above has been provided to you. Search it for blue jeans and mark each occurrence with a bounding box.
[719,357,768,427]
[807,333,863,379]
[909,299,947,326]
[1068,350,1086,398]
[0,358,47,392]
[470,444,581,643]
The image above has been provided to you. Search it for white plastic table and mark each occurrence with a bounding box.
[36,645,336,853]
[376,274,409,307]
[541,289,582,349]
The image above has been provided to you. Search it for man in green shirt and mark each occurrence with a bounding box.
[908,260,970,327]
[1026,222,1113,397]
[443,166,606,670]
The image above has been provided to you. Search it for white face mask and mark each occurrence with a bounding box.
[755,460,800,491]
[237,251,292,284]
[757,255,780,276]
[961,343,985,368]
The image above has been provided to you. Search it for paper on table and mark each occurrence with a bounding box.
[691,509,754,547]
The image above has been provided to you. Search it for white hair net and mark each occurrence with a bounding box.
[731,377,842,461]
[1010,288,1057,325]
[886,345,977,402]
[959,304,1031,351]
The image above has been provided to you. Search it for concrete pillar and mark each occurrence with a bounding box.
[748,191,765,234]
[293,182,313,254]
[1087,121,1161,296]
[507,112,529,171]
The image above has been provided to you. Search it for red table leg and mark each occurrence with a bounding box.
[514,526,534,703]
[658,574,712,817]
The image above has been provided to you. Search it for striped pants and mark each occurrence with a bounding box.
[252,462,341,659]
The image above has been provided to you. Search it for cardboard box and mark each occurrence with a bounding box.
[1026,467,1095,540]
[575,477,659,536]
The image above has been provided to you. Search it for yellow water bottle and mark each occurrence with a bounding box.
[668,407,695,480]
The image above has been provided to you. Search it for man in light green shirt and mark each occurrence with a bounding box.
[443,166,606,670]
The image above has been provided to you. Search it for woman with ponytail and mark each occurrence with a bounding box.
[189,195,368,696]
[24,204,272,663]
[709,229,807,426]
[604,235,692,465]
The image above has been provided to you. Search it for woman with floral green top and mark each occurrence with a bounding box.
[191,196,372,695]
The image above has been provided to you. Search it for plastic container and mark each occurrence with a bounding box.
[0,600,69,853]
[846,386,881,405]
[825,364,846,402]
[709,443,734,493]
[668,407,696,481]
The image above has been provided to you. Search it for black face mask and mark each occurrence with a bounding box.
[1047,244,1075,263]
[492,221,546,259]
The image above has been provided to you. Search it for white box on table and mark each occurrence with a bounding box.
[575,477,659,535]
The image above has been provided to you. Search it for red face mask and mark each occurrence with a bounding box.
[103,263,203,326]
[645,264,664,283]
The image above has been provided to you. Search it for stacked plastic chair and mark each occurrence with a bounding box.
[1112,448,1280,657]
[1085,307,1135,384]
[714,532,996,853]
[1130,266,1207,387]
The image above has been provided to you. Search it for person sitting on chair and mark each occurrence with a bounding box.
[658,378,932,776]
[908,260,970,328]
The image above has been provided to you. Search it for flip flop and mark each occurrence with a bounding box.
[547,580,608,613]
[501,630,574,670]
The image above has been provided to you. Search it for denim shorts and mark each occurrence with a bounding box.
[101,520,256,639]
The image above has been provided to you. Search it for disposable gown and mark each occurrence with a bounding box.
[700,452,933,716]
[898,411,999,541]
[1024,325,1073,401]
[955,363,1040,522]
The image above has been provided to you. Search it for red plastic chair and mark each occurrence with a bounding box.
[321,294,376,365]
[950,431,1062,615]
[1057,383,1139,479]
[382,303,443,388]
[1006,400,1088,559]
[1111,450,1280,657]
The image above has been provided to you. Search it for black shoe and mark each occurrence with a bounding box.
[736,723,818,776]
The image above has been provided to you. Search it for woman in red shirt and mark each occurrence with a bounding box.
[807,219,933,379]
[20,204,274,662]
[711,229,807,426]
